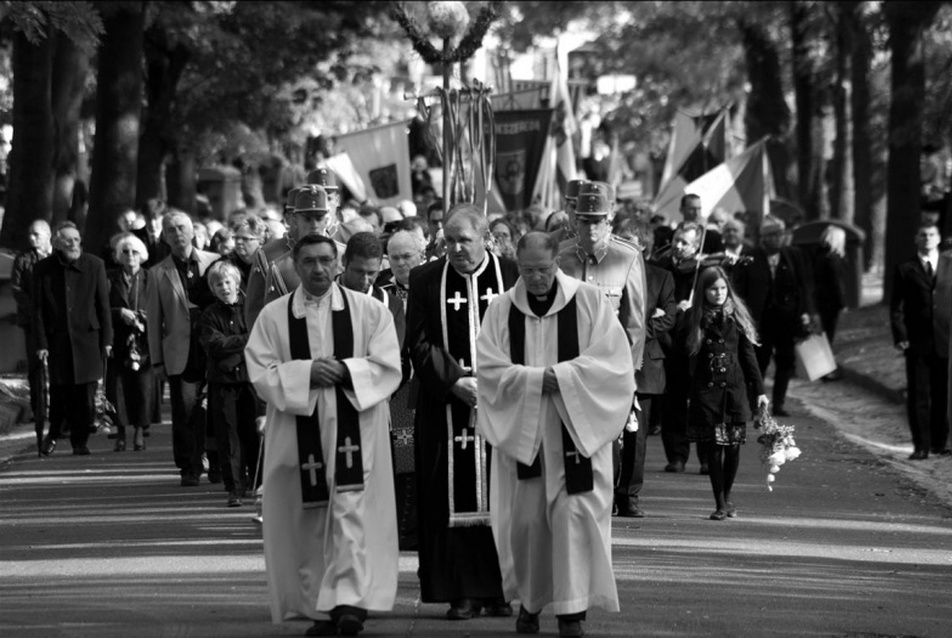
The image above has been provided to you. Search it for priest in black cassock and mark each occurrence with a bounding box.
[407,203,520,621]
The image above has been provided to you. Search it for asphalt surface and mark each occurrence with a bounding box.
[2,373,951,638]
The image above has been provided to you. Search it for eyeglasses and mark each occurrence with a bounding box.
[389,252,422,263]
[234,235,259,242]
[120,249,139,255]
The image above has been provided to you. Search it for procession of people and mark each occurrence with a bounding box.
[11,169,951,638]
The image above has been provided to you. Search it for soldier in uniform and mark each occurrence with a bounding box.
[548,178,586,243]
[557,189,648,513]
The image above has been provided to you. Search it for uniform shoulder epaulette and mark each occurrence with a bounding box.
[556,236,579,253]
[609,235,640,253]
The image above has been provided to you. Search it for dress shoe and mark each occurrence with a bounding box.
[664,460,686,473]
[710,509,727,521]
[908,450,929,460]
[446,599,480,620]
[725,501,737,518]
[304,620,336,636]
[930,448,951,457]
[72,445,91,456]
[699,463,710,475]
[558,619,584,637]
[114,439,127,452]
[615,502,645,518]
[482,599,512,617]
[180,473,200,487]
[133,428,145,451]
[516,606,540,634]
[40,437,57,457]
[227,491,243,507]
[336,614,364,636]
[773,407,791,417]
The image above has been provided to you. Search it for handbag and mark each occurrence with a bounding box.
[794,331,837,382]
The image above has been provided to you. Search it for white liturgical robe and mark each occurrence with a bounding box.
[476,271,635,615]
[245,284,402,622]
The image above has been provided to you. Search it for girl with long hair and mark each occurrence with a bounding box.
[684,266,769,520]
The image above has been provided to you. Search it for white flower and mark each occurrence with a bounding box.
[769,464,781,474]
[768,452,786,466]
[785,447,801,462]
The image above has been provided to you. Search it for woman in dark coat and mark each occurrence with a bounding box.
[684,266,768,521]
[107,233,154,451]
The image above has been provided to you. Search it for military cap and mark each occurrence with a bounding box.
[579,181,614,202]
[575,193,612,216]
[760,214,786,235]
[565,179,586,200]
[306,167,338,191]
[294,186,329,213]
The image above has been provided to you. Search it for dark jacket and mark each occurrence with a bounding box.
[198,298,252,384]
[688,314,764,426]
[33,252,113,385]
[732,246,816,331]
[11,249,47,328]
[890,257,942,357]
[812,247,847,315]
[636,264,676,396]
[107,267,152,367]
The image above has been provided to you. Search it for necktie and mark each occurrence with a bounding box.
[925,260,934,281]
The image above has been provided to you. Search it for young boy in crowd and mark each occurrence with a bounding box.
[199,261,264,507]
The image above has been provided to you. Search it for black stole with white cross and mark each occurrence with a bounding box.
[441,254,504,526]
[287,290,364,509]
[508,295,594,494]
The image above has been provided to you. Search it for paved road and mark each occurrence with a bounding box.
[2,389,951,638]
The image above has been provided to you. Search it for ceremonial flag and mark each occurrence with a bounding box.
[655,137,774,224]
[333,119,412,206]
[324,152,368,203]
[531,40,579,213]
[491,86,545,111]
[492,109,553,212]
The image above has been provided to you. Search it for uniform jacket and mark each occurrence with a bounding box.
[108,267,151,365]
[688,314,764,427]
[33,252,113,385]
[146,249,220,376]
[636,263,676,396]
[891,252,951,357]
[558,235,647,372]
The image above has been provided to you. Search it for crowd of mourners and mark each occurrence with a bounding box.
[9,164,950,638]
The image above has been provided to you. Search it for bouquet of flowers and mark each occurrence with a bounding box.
[753,408,801,491]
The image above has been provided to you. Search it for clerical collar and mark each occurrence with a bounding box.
[293,283,343,318]
[527,280,558,317]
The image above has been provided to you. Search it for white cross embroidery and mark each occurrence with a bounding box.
[338,437,360,469]
[455,427,475,450]
[302,454,324,486]
[480,288,498,304]
[565,449,582,465]
[447,290,468,311]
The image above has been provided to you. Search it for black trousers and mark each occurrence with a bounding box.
[904,350,950,453]
[168,375,205,477]
[48,382,96,448]
[209,383,261,493]
[756,314,797,409]
[614,396,651,507]
[22,328,43,421]
[660,357,708,466]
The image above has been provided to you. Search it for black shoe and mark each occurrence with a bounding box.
[180,473,200,487]
[304,620,337,636]
[664,460,685,473]
[929,448,951,457]
[133,428,145,451]
[710,509,727,521]
[336,614,364,636]
[558,619,584,637]
[773,407,791,417]
[114,439,126,452]
[227,491,243,507]
[72,445,91,456]
[616,503,645,518]
[482,598,512,617]
[40,436,56,457]
[908,450,929,460]
[516,606,540,634]
[207,470,223,484]
[699,463,710,475]
[725,501,737,518]
[446,599,480,620]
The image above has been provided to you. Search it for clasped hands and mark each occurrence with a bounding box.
[310,357,347,388]
[452,366,560,409]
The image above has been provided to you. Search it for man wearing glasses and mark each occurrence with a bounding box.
[557,185,647,518]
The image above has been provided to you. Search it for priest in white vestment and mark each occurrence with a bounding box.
[476,232,635,638]
[245,234,402,637]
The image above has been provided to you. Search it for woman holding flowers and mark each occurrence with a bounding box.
[684,266,769,520]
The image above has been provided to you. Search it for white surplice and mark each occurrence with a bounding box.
[476,271,635,615]
[245,283,402,623]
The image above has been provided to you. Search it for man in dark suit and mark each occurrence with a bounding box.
[407,204,519,620]
[34,222,113,456]
[890,221,950,459]
[614,221,675,517]
[732,215,816,417]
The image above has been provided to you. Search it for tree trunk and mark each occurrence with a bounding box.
[137,24,191,208]
[882,1,942,301]
[830,4,855,224]
[86,3,145,254]
[791,2,817,219]
[51,33,91,226]
[739,18,792,145]
[847,1,874,269]
[167,149,197,216]
[0,32,54,252]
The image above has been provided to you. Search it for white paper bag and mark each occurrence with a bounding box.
[795,332,837,382]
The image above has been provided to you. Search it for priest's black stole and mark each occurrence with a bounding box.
[508,295,594,494]
[287,291,364,509]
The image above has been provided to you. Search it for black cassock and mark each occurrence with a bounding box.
[407,253,519,602]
